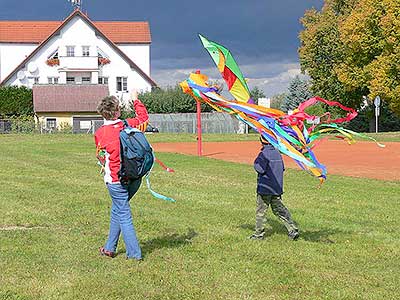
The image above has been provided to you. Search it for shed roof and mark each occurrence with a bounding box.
[33,84,109,113]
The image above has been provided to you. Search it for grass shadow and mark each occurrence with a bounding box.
[239,221,340,243]
[204,152,225,157]
[300,228,339,244]
[141,228,198,257]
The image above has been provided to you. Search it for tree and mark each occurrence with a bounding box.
[270,93,287,109]
[299,0,400,115]
[122,85,212,115]
[336,0,400,114]
[299,0,359,107]
[280,76,312,112]
[249,86,266,104]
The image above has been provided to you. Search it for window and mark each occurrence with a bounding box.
[82,46,90,57]
[98,77,108,84]
[46,118,57,129]
[82,77,91,83]
[66,46,75,57]
[33,77,39,84]
[80,121,92,130]
[48,77,59,84]
[67,77,75,84]
[116,77,128,92]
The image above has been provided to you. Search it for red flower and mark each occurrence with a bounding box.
[46,58,60,66]
[98,57,111,65]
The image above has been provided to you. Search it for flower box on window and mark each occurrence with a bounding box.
[98,57,111,66]
[46,58,60,66]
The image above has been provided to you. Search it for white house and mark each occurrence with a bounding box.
[0,9,157,131]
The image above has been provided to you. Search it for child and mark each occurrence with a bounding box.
[249,137,299,240]
[95,90,149,260]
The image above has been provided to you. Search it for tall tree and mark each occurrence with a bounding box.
[337,0,400,114]
[280,76,312,112]
[299,0,358,106]
[250,86,266,105]
[270,93,287,109]
[299,0,400,115]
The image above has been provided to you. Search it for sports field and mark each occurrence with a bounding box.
[1,134,399,300]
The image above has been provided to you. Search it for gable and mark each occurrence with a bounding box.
[0,9,157,87]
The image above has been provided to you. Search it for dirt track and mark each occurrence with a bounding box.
[153,140,400,181]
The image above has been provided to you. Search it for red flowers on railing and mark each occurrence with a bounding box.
[98,57,111,66]
[46,58,60,66]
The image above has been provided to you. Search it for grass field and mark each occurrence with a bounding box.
[1,134,399,300]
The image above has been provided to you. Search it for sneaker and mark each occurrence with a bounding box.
[99,246,116,258]
[126,257,142,261]
[288,229,300,240]
[249,229,265,240]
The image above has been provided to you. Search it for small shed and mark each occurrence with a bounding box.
[33,84,108,133]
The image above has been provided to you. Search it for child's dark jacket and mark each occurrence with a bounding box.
[254,144,284,195]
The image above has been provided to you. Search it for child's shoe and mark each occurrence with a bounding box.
[288,229,300,240]
[99,246,116,258]
[249,229,265,240]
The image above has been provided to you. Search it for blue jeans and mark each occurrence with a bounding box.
[104,179,142,259]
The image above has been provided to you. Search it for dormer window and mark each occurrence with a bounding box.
[48,48,59,59]
[97,47,107,58]
[46,48,59,66]
[66,46,75,57]
[97,47,111,66]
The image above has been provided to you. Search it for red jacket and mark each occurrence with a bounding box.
[94,99,149,183]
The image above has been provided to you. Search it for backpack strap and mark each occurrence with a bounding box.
[122,119,129,128]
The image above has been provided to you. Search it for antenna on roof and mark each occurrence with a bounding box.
[69,0,82,10]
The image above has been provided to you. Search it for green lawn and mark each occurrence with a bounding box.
[0,134,399,300]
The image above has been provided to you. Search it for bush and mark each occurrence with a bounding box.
[58,122,73,134]
[0,86,33,117]
[346,102,400,132]
[137,85,212,114]
[9,115,36,133]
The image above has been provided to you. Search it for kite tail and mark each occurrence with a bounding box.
[144,153,176,202]
[155,157,175,172]
[314,124,386,148]
[145,173,176,202]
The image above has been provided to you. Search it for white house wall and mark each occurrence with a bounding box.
[118,44,150,75]
[0,43,37,82]
[2,15,153,106]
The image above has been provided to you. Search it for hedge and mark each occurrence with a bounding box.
[0,86,33,117]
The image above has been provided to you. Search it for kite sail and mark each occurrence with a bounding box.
[199,34,253,104]
[181,36,384,183]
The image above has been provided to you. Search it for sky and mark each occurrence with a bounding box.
[0,0,323,97]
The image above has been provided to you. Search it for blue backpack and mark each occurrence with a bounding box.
[119,120,154,183]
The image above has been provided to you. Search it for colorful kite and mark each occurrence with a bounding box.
[199,34,253,104]
[180,35,384,183]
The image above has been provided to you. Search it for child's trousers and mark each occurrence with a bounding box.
[255,194,298,234]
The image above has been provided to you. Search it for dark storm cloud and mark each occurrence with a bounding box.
[0,0,323,95]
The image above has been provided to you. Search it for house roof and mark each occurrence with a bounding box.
[33,84,109,112]
[0,9,157,87]
[0,21,151,44]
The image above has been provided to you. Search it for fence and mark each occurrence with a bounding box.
[149,113,240,134]
[0,118,37,133]
[0,113,241,134]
